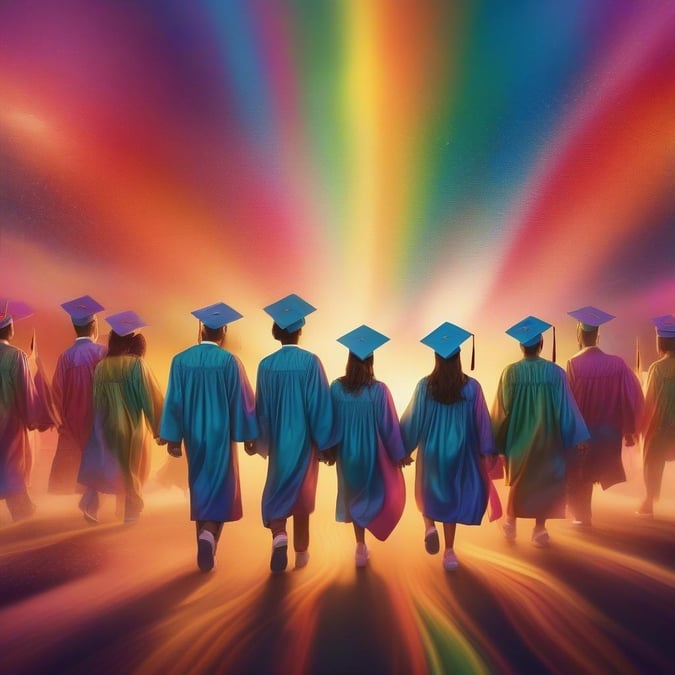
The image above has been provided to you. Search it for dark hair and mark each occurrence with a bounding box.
[339,352,374,393]
[201,325,225,344]
[658,336,675,354]
[427,351,467,405]
[107,331,143,357]
[74,320,96,338]
[272,322,300,345]
[579,327,598,348]
[129,333,146,357]
[522,339,542,357]
[0,323,12,340]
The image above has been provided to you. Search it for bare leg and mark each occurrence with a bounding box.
[293,513,310,553]
[442,522,457,550]
[353,523,365,544]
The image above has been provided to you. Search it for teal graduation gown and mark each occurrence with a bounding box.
[330,380,406,540]
[255,345,334,526]
[401,377,495,524]
[160,343,258,522]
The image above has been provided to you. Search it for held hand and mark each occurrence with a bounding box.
[575,442,588,456]
[244,441,256,456]
[398,455,414,468]
[155,436,168,446]
[624,433,636,447]
[167,442,182,458]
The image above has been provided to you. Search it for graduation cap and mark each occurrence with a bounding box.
[567,306,615,331]
[652,314,675,338]
[191,302,243,330]
[0,299,34,330]
[61,295,105,326]
[421,321,475,369]
[506,315,556,361]
[105,310,146,336]
[337,324,390,361]
[264,293,316,332]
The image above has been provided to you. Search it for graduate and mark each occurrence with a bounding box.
[78,311,164,524]
[401,322,498,571]
[251,294,334,573]
[638,314,675,518]
[160,302,258,573]
[328,325,407,568]
[565,306,644,526]
[48,295,107,495]
[492,316,589,547]
[0,300,50,521]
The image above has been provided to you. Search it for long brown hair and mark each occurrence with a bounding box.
[107,331,146,357]
[427,351,467,405]
[340,352,374,393]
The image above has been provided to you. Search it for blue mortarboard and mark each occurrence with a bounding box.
[105,310,146,336]
[191,302,243,330]
[264,293,316,332]
[568,306,615,331]
[652,314,675,338]
[0,299,34,330]
[61,295,105,326]
[506,316,552,346]
[421,321,474,365]
[337,324,390,360]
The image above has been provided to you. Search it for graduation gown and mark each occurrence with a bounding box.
[642,354,675,463]
[78,356,163,507]
[0,342,44,498]
[330,380,406,540]
[255,345,334,526]
[160,343,258,522]
[566,347,644,489]
[492,357,589,519]
[401,377,496,524]
[49,338,107,493]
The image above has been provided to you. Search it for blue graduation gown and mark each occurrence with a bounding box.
[255,345,334,526]
[160,343,258,522]
[330,380,406,540]
[401,377,495,524]
[491,357,590,518]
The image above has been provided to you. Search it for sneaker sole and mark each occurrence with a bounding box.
[425,530,440,555]
[271,545,288,573]
[197,538,215,572]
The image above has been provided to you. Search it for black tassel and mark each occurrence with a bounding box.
[470,334,475,371]
[552,325,557,363]
[635,336,641,374]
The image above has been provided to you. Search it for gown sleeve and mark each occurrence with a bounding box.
[473,381,496,456]
[305,356,335,450]
[400,380,425,455]
[228,356,259,441]
[556,368,590,448]
[376,383,406,463]
[159,357,183,443]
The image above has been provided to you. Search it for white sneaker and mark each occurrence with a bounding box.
[295,550,310,569]
[443,549,459,571]
[502,518,516,541]
[355,543,369,568]
[531,527,550,548]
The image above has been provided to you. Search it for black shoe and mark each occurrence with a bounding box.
[270,544,288,573]
[424,529,440,555]
[197,537,215,572]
